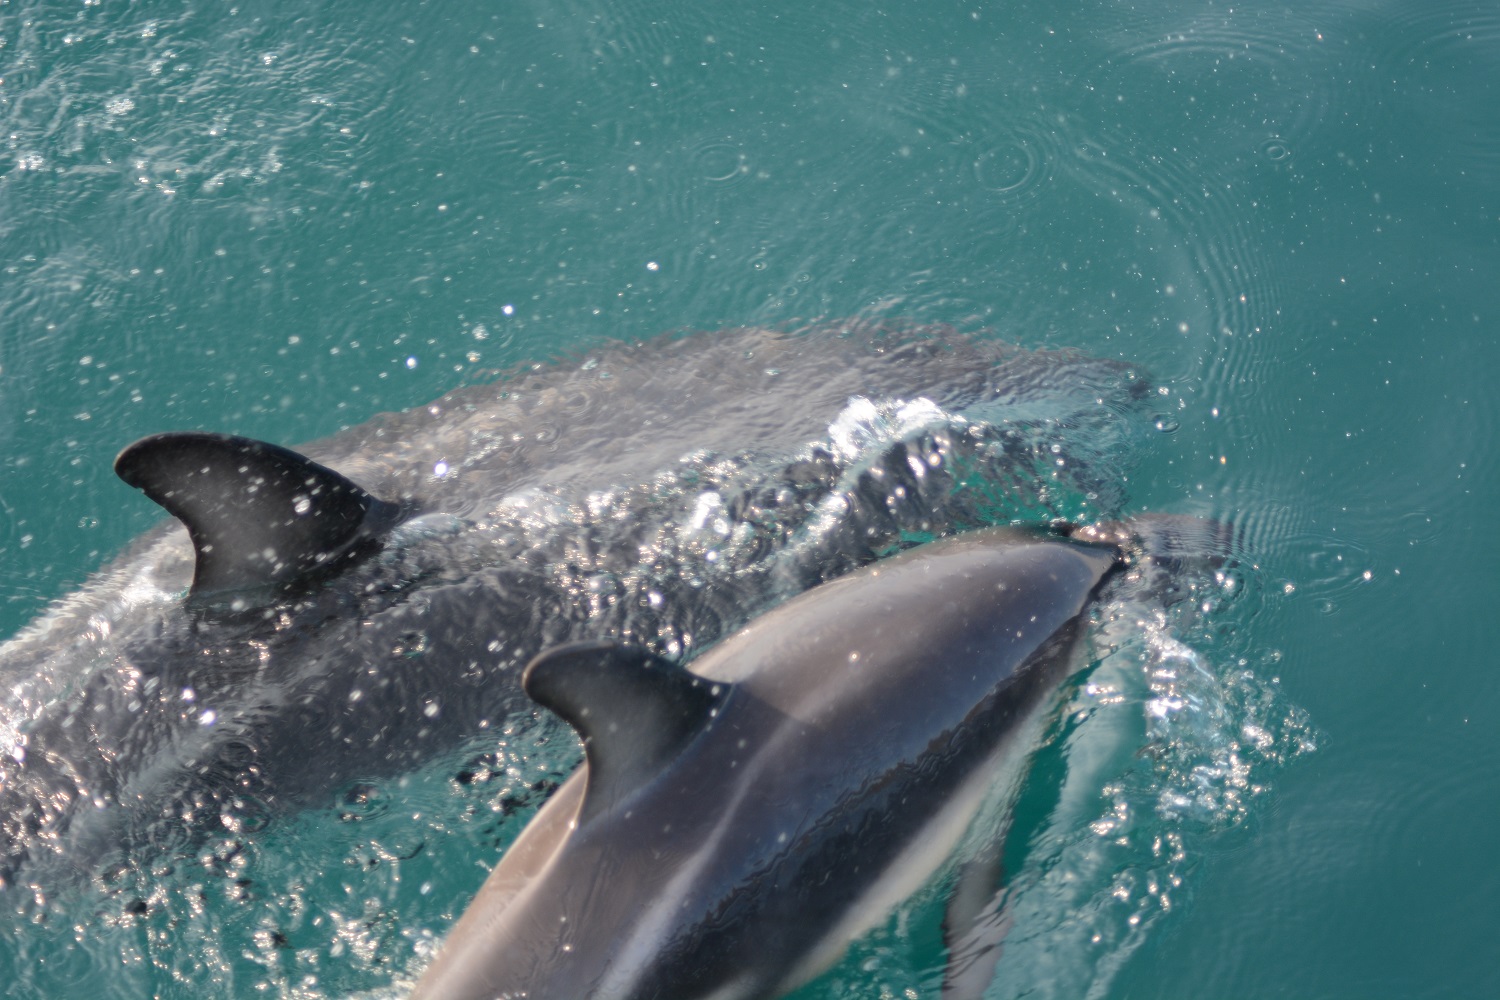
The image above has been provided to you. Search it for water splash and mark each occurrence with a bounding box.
[782,558,1317,1000]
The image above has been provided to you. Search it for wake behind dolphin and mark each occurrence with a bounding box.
[0,322,1153,891]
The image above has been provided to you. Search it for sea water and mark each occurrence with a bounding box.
[1,1,1496,997]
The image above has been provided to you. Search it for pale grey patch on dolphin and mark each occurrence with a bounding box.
[411,526,1138,1000]
[0,324,1154,891]
[941,841,1012,1000]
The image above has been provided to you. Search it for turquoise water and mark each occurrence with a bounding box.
[1,0,1496,997]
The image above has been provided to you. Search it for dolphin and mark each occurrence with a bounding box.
[411,522,1188,1000]
[0,323,1151,889]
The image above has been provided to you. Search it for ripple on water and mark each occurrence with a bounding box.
[1257,135,1294,164]
[1079,10,1347,169]
[444,108,569,185]
[1356,0,1500,64]
[883,82,1068,217]
[690,137,752,184]
[1295,533,1377,616]
[1058,132,1289,394]
[1061,24,1316,397]
[0,4,428,382]
[1227,491,1309,563]
[942,111,1063,208]
[649,131,759,231]
[1363,1,1500,176]
[1396,508,1441,548]
[571,0,721,66]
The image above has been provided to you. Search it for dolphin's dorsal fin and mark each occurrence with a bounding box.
[523,640,728,823]
[115,432,403,604]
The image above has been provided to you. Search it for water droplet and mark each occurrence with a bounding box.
[394,631,429,657]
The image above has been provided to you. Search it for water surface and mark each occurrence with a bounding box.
[1,1,1496,997]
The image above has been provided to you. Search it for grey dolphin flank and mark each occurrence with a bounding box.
[412,525,1129,1000]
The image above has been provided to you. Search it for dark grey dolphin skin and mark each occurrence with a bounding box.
[411,525,1133,1000]
[0,323,1151,889]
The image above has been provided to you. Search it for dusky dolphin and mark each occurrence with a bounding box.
[0,323,1151,889]
[411,521,1207,1000]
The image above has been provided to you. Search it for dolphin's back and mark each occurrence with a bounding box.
[0,325,1150,888]
[413,528,1120,1000]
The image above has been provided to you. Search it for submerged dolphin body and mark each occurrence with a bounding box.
[413,525,1145,1000]
[0,324,1150,887]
